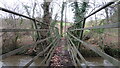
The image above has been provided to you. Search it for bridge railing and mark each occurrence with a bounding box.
[0,7,58,40]
[0,5,60,67]
[67,1,120,66]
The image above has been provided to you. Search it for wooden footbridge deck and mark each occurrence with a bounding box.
[0,1,120,68]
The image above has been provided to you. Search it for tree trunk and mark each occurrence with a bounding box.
[37,1,52,55]
[41,2,52,38]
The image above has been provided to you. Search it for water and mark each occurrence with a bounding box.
[0,55,44,67]
[0,55,119,67]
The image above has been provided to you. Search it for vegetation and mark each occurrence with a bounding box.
[0,0,119,59]
[69,1,89,48]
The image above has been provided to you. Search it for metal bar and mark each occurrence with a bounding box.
[67,40,78,67]
[70,45,77,66]
[0,36,55,59]
[0,7,56,28]
[67,32,120,66]
[66,38,81,66]
[70,23,120,31]
[80,18,86,40]
[0,7,34,20]
[67,36,88,66]
[71,46,82,67]
[85,2,115,19]
[0,7,46,40]
[68,1,116,29]
[72,48,81,66]
[0,29,49,32]
[33,20,40,40]
[24,36,59,67]
[78,18,86,49]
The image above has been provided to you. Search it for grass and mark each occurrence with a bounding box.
[56,22,73,26]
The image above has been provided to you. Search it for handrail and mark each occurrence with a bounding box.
[24,35,60,67]
[71,47,81,66]
[0,29,49,32]
[67,36,88,66]
[66,38,81,66]
[68,1,117,28]
[69,22,120,31]
[69,44,77,66]
[0,36,56,59]
[67,39,79,67]
[0,7,34,20]
[67,31,120,66]
[85,2,114,19]
[0,7,57,28]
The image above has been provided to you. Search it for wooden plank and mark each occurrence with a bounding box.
[0,36,54,59]
[68,32,120,66]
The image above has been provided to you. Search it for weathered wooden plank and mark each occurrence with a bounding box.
[68,32,120,66]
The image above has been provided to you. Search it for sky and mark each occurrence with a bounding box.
[0,0,116,22]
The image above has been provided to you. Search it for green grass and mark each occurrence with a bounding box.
[56,22,73,26]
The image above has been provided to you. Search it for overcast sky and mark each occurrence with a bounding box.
[0,0,115,22]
